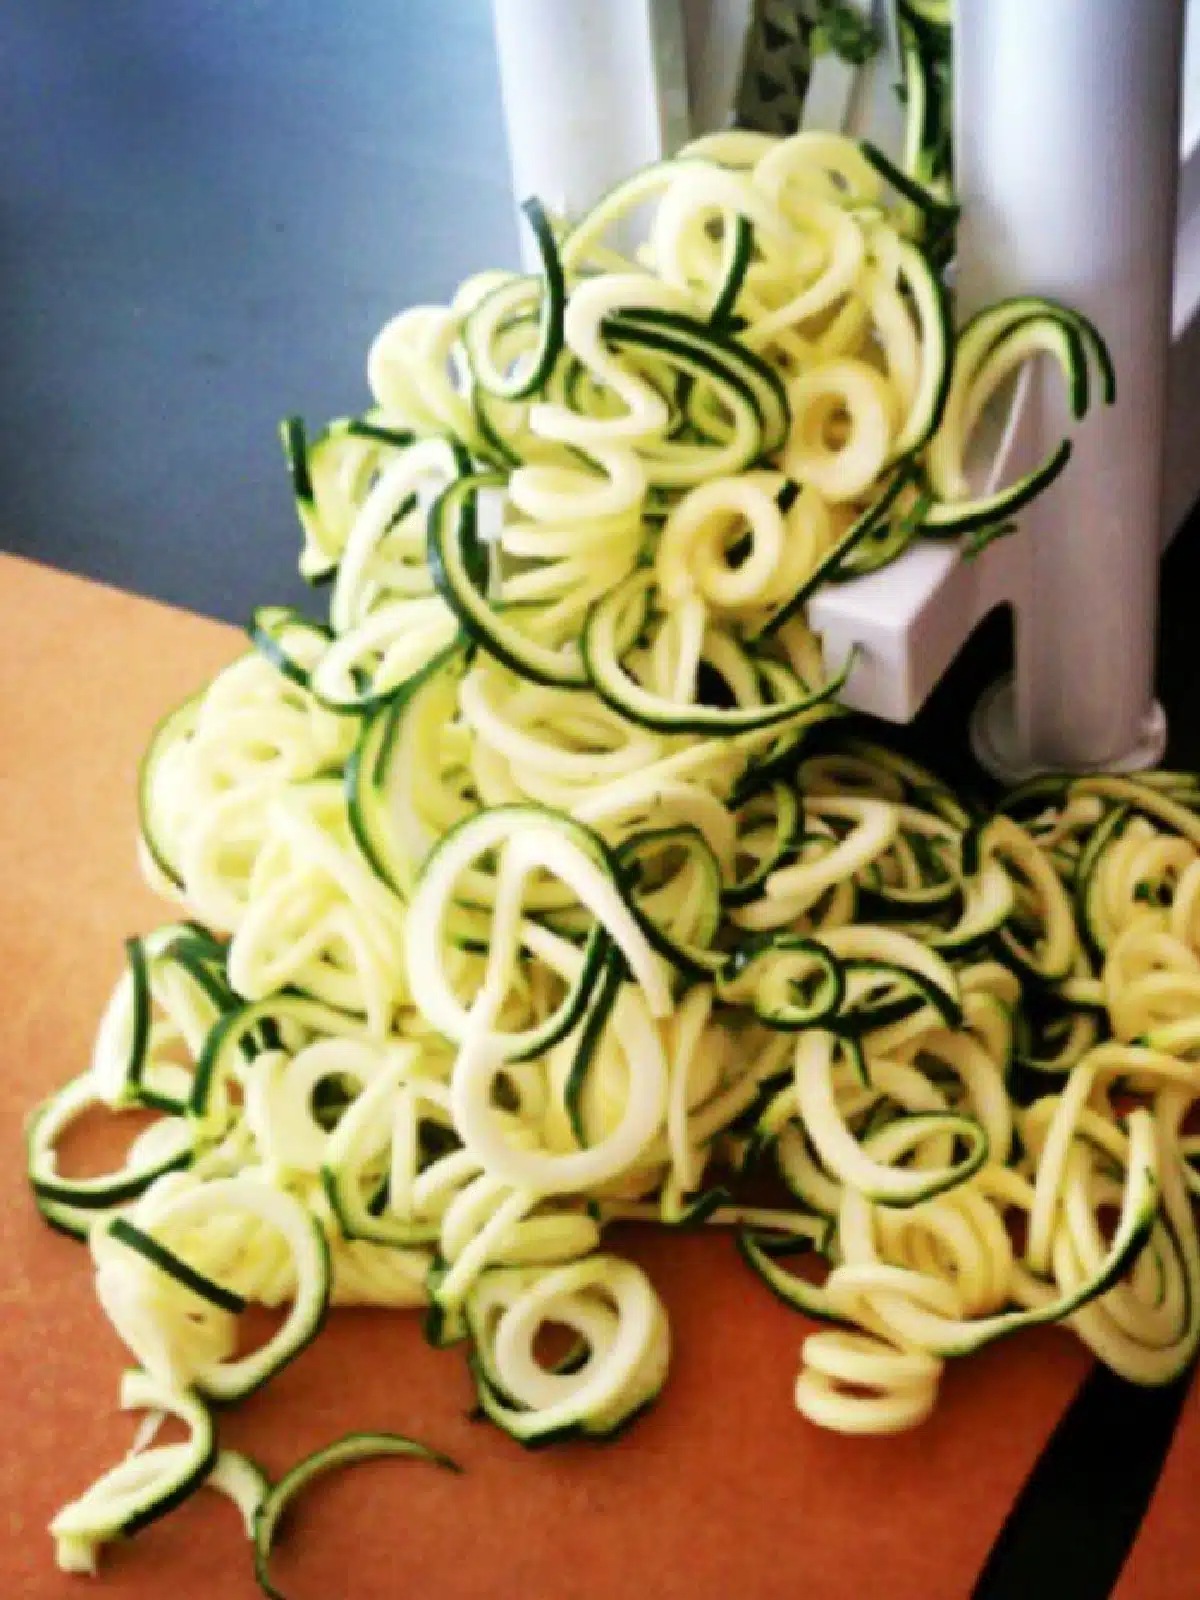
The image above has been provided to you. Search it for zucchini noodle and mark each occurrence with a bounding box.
[30,127,1189,1596]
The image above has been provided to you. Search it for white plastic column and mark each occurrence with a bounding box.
[490,0,690,268]
[956,0,1183,778]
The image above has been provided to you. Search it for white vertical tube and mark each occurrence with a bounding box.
[490,0,691,268]
[957,0,1182,773]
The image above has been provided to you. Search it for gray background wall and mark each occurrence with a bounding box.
[0,1,519,621]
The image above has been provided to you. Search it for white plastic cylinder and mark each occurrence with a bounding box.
[956,0,1183,775]
[490,0,691,268]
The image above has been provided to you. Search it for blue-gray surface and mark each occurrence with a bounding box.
[0,1,518,623]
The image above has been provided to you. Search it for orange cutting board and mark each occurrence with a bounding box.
[0,551,1193,1600]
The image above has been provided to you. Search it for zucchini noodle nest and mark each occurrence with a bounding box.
[31,129,1187,1592]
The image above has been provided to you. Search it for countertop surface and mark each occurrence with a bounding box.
[2,549,1197,1600]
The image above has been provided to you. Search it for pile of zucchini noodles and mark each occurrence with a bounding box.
[27,125,1191,1591]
